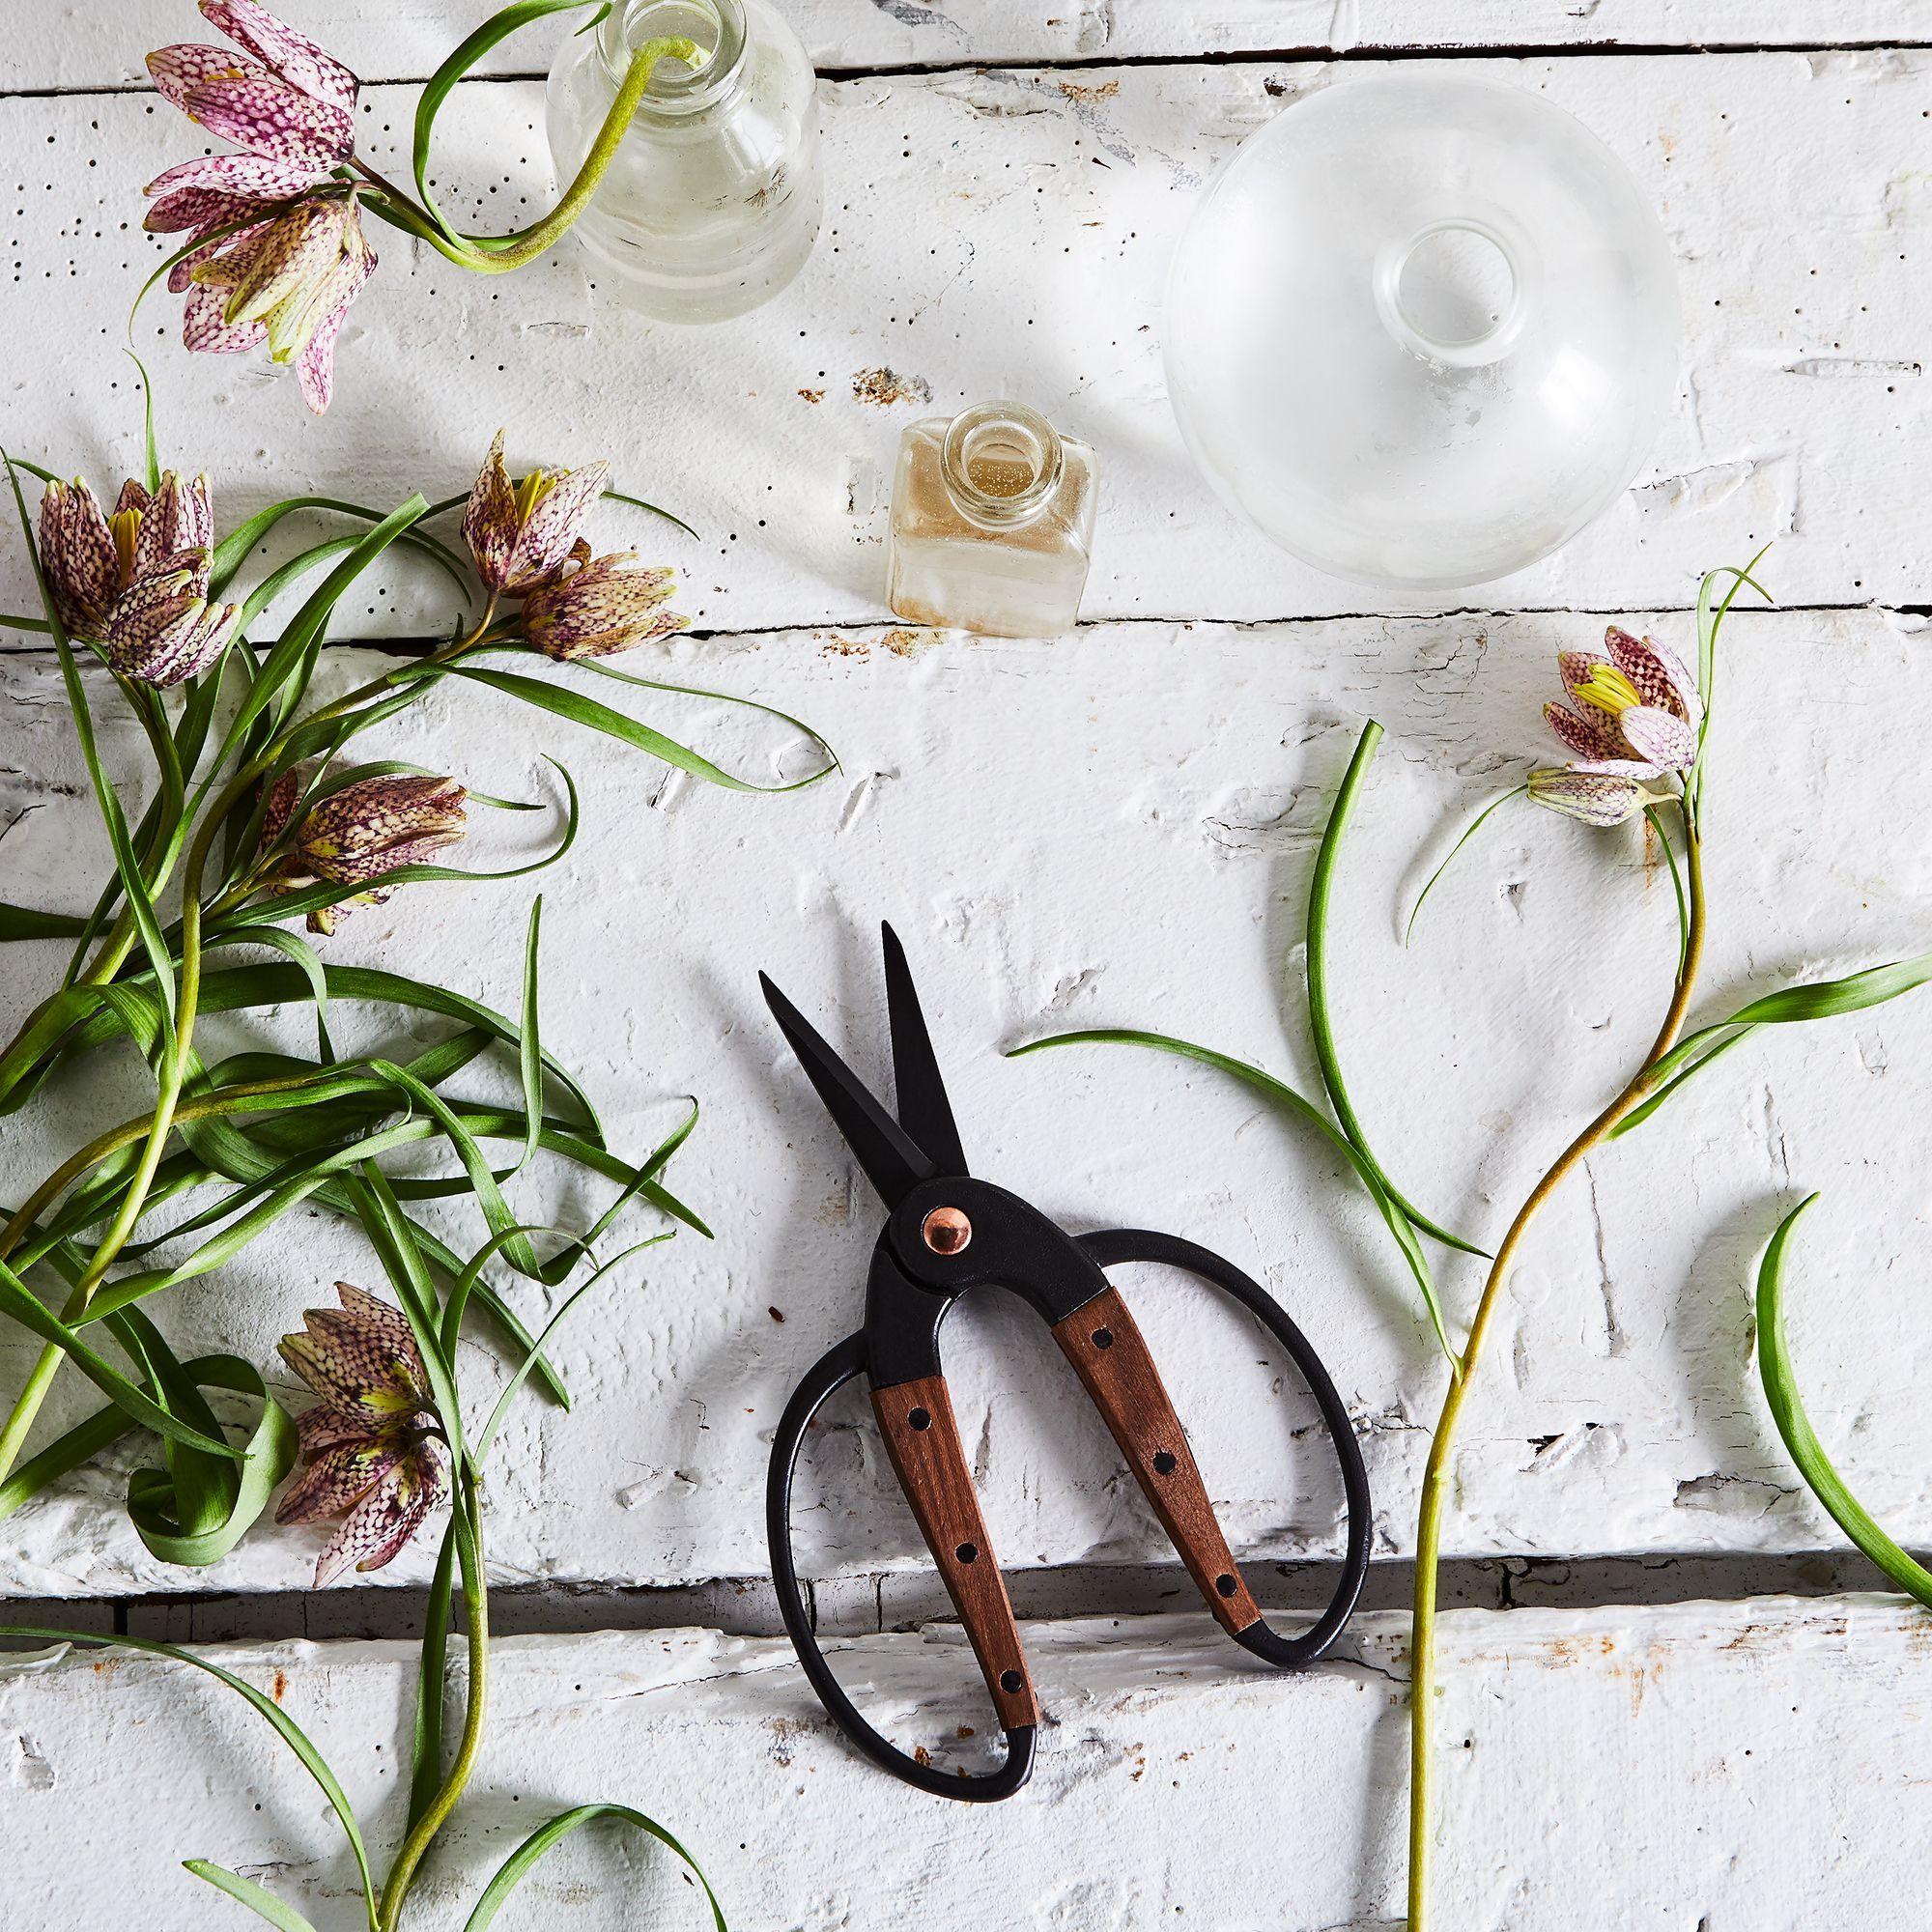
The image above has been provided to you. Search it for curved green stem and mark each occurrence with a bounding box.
[0,769,251,1483]
[379,1470,488,1929]
[362,36,696,276]
[1406,809,1706,1930]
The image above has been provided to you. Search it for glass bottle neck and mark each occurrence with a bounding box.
[939,403,1065,529]
[597,0,750,116]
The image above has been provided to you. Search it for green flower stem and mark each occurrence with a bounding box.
[352,38,697,275]
[0,769,250,1484]
[379,1469,488,1930]
[1406,806,1706,1931]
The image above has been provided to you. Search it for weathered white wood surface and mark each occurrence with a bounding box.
[14,3,1932,91]
[5,1595,1928,1926]
[3,51,1930,627]
[4,606,1930,1595]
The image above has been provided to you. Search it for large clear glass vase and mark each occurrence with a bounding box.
[546,0,821,323]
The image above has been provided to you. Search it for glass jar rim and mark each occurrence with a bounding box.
[597,0,749,112]
[940,402,1065,526]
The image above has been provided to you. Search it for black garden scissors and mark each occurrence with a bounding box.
[761,924,1372,1801]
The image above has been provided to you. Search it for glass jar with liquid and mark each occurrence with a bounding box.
[545,0,820,323]
[886,402,1098,638]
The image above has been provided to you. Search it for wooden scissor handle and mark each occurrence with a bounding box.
[871,1372,1039,1732]
[1051,1285,1264,1636]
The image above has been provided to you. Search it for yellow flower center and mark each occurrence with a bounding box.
[109,507,142,589]
[1575,664,1644,717]
[513,468,554,526]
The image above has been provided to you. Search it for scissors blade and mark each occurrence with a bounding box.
[760,971,937,1208]
[880,922,968,1179]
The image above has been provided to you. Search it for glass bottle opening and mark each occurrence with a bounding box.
[598,0,748,111]
[940,403,1065,526]
[1373,213,1534,369]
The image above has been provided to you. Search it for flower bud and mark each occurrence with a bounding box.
[520,547,686,662]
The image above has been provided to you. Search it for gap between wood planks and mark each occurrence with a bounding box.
[3,37,1929,101]
[3,602,1930,660]
[0,1549,1908,1648]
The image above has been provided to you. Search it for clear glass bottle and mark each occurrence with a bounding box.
[545,0,820,323]
[886,402,1098,638]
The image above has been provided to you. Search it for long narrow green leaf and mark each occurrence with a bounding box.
[128,350,161,495]
[1010,1030,1460,1369]
[516,896,545,1177]
[0,903,88,941]
[412,1,614,250]
[1307,722,1485,1259]
[212,494,470,598]
[408,1514,462,1830]
[474,1236,671,1462]
[0,1258,240,1459]
[1609,949,1932,1138]
[448,664,834,793]
[464,1802,727,1932]
[183,1862,318,1931]
[0,1628,377,1928]
[1755,1194,1932,1606]
[1404,781,1528,946]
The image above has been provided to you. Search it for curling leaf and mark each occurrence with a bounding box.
[1308,722,1485,1258]
[1755,1193,1932,1606]
[183,1863,318,1932]
[464,1802,727,1932]
[1011,1029,1460,1370]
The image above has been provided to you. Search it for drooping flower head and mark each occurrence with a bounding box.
[520,547,688,662]
[36,471,239,687]
[462,430,612,596]
[260,769,469,935]
[1529,626,1703,826]
[146,4,373,412]
[276,1282,446,1586]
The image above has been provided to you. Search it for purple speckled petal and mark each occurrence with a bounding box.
[274,1435,400,1524]
[506,459,611,589]
[36,480,118,640]
[213,198,347,327]
[1544,699,1626,762]
[202,0,360,114]
[523,553,683,661]
[295,1402,375,1459]
[148,43,259,117]
[1618,703,1698,771]
[183,279,269,352]
[279,1279,429,1420]
[1526,765,1651,828]
[146,152,320,201]
[1557,648,1615,704]
[185,66,354,167]
[1605,625,1703,733]
[293,232,376,412]
[461,432,520,589]
[312,1443,444,1585]
[145,184,278,236]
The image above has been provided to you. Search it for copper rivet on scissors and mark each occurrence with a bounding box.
[923,1206,972,1255]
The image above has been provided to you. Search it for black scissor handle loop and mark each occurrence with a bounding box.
[765,1329,1037,1803]
[1076,1228,1372,1667]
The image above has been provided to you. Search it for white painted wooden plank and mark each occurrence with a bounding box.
[3,1595,1926,1926]
[3,606,1929,1595]
[11,1,1932,93]
[2,52,1927,627]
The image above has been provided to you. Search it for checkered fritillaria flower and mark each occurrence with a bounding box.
[146,3,374,411]
[461,429,612,597]
[1527,626,1704,826]
[520,547,688,662]
[36,471,240,686]
[275,1283,447,1586]
[260,769,469,935]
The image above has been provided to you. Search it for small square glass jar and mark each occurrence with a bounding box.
[885,402,1097,638]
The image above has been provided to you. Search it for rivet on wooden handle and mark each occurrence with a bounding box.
[871,1373,1038,1731]
[1051,1286,1263,1636]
